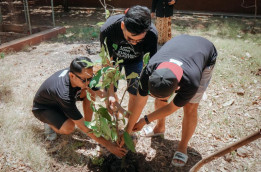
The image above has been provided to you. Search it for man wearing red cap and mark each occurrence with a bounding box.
[121,34,217,167]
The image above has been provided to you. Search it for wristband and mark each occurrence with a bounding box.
[144,115,150,124]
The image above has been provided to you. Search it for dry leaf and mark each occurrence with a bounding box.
[236,147,252,157]
[236,90,245,96]
[223,99,234,107]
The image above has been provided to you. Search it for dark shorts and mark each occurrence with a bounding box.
[32,108,68,130]
[114,61,143,95]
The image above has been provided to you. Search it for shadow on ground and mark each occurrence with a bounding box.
[87,136,202,172]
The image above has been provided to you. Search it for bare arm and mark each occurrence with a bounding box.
[126,93,148,133]
[73,118,127,157]
[133,101,181,132]
[81,88,95,122]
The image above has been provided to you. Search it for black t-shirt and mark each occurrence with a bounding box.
[100,14,158,65]
[33,68,84,120]
[139,35,218,107]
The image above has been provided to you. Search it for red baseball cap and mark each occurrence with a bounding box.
[148,62,183,98]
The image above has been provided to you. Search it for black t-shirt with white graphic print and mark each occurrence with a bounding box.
[33,68,90,120]
[139,35,218,107]
[100,14,158,65]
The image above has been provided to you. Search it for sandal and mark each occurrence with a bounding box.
[172,151,188,167]
[140,126,164,137]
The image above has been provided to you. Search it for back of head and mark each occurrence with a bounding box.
[124,5,151,35]
[70,57,93,74]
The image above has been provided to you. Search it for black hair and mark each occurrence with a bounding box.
[69,57,93,74]
[124,5,151,35]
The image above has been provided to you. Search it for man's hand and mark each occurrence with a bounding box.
[106,142,127,158]
[132,118,146,132]
[117,133,125,148]
[168,0,175,5]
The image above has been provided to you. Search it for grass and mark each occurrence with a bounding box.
[0,10,261,171]
[54,26,100,43]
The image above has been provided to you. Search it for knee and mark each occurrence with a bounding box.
[184,103,199,117]
[58,120,75,135]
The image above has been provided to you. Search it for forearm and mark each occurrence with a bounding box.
[95,90,106,98]
[87,132,113,149]
[82,92,95,121]
[147,103,180,123]
[75,118,113,149]
[126,94,148,133]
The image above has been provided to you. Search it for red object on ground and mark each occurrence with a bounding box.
[0,27,66,53]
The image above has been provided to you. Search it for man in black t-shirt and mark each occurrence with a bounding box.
[100,5,158,116]
[32,57,127,158]
[121,35,218,166]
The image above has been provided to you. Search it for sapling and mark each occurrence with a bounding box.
[83,38,148,153]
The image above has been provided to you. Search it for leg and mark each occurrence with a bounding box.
[127,93,136,118]
[124,60,143,118]
[179,103,199,153]
[173,103,198,165]
[153,98,168,133]
[33,108,75,136]
[50,119,75,135]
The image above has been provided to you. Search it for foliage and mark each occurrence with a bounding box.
[0,52,4,59]
[54,26,99,43]
[123,132,136,153]
[82,35,151,152]
[91,156,104,166]
[81,39,136,153]
[142,52,150,68]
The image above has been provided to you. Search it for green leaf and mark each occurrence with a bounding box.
[112,43,118,50]
[0,53,4,59]
[101,66,110,74]
[126,72,139,79]
[97,106,111,121]
[86,91,92,101]
[100,117,111,140]
[84,121,98,130]
[91,156,104,166]
[79,59,94,68]
[105,10,110,19]
[89,69,103,88]
[111,128,118,142]
[115,59,123,66]
[94,130,102,137]
[99,45,105,59]
[97,22,105,27]
[90,102,96,112]
[143,52,150,66]
[123,132,136,153]
[113,80,118,88]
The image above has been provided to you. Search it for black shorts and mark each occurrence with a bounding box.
[32,108,68,130]
[114,60,143,95]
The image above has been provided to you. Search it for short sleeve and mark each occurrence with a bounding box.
[58,99,83,120]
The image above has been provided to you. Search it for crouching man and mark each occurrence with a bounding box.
[32,57,127,158]
[122,35,218,166]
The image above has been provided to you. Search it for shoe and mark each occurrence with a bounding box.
[172,151,188,167]
[44,123,57,141]
[140,126,164,137]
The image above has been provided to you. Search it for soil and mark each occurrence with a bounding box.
[0,7,261,172]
